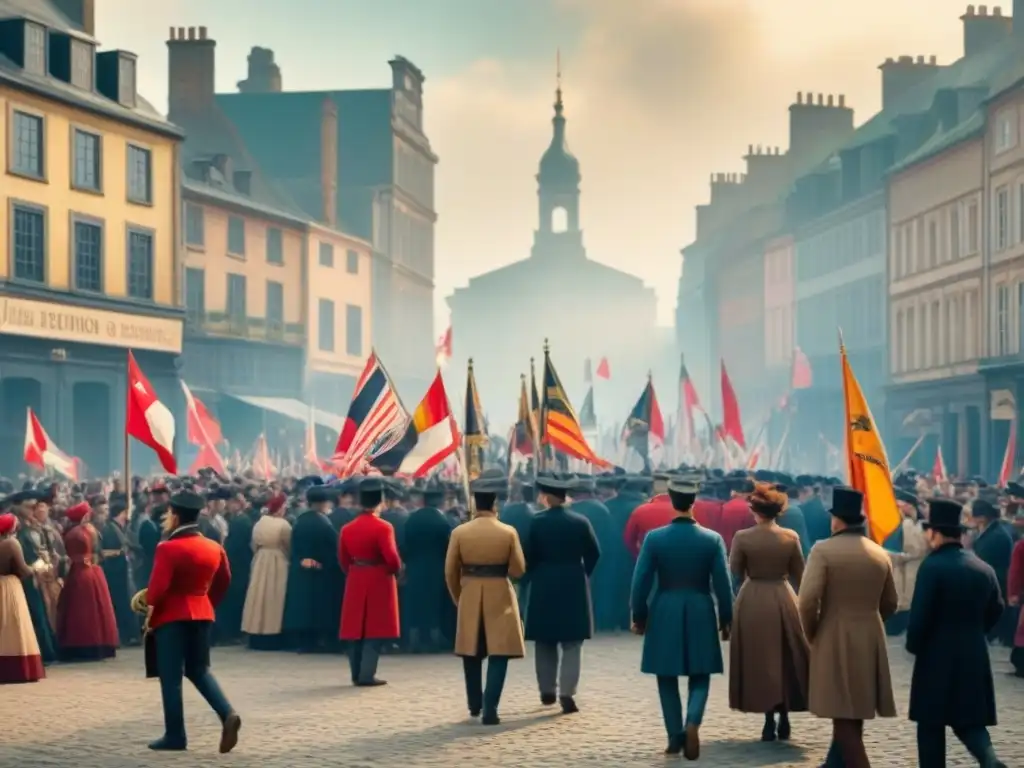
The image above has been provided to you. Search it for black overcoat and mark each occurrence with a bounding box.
[907,542,1003,729]
[523,505,600,643]
[100,518,139,644]
[401,505,451,633]
[282,509,343,635]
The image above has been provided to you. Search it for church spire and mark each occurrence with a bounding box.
[555,48,563,117]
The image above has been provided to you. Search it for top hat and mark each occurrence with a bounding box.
[924,498,965,531]
[829,487,865,524]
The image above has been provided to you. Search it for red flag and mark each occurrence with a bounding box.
[23,408,79,480]
[791,346,813,390]
[999,418,1017,487]
[251,434,275,481]
[720,361,746,450]
[932,445,948,484]
[595,357,611,380]
[181,381,226,476]
[127,352,177,474]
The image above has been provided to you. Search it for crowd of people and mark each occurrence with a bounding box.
[0,465,1021,765]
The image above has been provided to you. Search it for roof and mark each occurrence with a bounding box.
[0,0,92,40]
[452,252,649,298]
[890,109,985,173]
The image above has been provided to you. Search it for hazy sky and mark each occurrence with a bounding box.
[100,0,979,329]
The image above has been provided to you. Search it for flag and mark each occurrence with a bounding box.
[542,343,610,467]
[932,445,948,484]
[622,374,665,461]
[384,371,460,476]
[512,374,539,456]
[677,354,702,455]
[720,361,746,450]
[530,357,542,435]
[791,346,813,390]
[464,358,488,479]
[251,433,275,480]
[595,356,611,380]
[435,325,453,368]
[840,334,900,545]
[127,351,177,474]
[332,351,410,473]
[999,417,1017,487]
[579,385,597,431]
[23,408,78,480]
[181,381,226,476]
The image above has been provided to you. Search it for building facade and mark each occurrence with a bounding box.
[0,1,185,476]
[448,86,657,426]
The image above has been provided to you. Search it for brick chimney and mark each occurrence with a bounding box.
[961,5,1012,55]
[50,0,95,36]
[879,56,941,111]
[788,92,855,165]
[320,98,338,227]
[167,26,216,118]
[743,145,789,197]
[237,47,282,93]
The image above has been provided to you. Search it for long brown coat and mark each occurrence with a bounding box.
[444,514,526,658]
[728,523,810,713]
[798,529,899,720]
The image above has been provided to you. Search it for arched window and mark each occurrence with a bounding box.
[551,206,568,233]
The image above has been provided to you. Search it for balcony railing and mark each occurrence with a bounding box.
[185,311,304,345]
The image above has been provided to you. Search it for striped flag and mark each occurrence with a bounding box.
[541,342,610,468]
[377,370,460,476]
[464,358,488,479]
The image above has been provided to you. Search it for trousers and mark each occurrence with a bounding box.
[348,639,381,684]
[916,723,997,767]
[656,675,710,737]
[462,656,509,715]
[155,621,233,745]
[534,641,582,697]
[822,719,868,768]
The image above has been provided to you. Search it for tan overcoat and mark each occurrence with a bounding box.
[444,514,526,658]
[890,517,928,611]
[798,530,899,720]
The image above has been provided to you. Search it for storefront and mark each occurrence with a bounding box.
[0,293,184,478]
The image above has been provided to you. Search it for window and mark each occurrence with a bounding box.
[126,229,153,299]
[996,111,1016,153]
[11,111,44,178]
[996,186,1010,251]
[184,203,204,247]
[266,280,284,331]
[318,299,335,351]
[72,129,100,191]
[11,205,45,282]
[930,300,941,366]
[950,204,961,260]
[70,41,93,90]
[906,306,916,370]
[346,304,363,356]
[928,219,938,268]
[998,283,1010,356]
[345,249,359,274]
[894,310,904,372]
[266,227,283,264]
[966,290,978,359]
[73,219,102,292]
[117,56,136,107]
[967,199,980,253]
[23,23,45,74]
[319,241,334,267]
[948,295,961,363]
[227,274,247,322]
[184,267,205,321]
[126,145,151,204]
[227,216,246,256]
[1019,182,1024,245]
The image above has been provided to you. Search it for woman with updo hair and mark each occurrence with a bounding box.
[728,481,810,742]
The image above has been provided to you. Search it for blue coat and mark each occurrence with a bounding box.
[777,502,810,559]
[631,518,733,677]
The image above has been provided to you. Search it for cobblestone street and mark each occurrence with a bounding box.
[1,635,1021,767]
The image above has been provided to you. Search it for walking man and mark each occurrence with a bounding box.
[523,473,600,713]
[908,498,1008,768]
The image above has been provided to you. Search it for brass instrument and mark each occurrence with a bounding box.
[131,588,153,634]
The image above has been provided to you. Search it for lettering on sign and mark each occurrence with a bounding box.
[0,296,182,354]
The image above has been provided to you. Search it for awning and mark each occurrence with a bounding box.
[226,394,345,433]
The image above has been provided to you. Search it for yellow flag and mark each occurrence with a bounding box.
[840,340,900,544]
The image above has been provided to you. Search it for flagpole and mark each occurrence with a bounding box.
[124,350,132,523]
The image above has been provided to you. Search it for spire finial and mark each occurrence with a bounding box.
[554,49,563,115]
[543,338,550,353]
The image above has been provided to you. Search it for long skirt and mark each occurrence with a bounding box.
[56,564,119,661]
[729,578,810,713]
[0,574,44,683]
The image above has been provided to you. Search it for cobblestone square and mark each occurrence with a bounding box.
[1,635,1021,767]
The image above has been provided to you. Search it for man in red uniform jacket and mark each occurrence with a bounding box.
[717,475,755,551]
[146,490,240,753]
[623,474,676,559]
[339,477,403,686]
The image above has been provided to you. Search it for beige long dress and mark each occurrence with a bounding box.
[0,537,45,683]
[241,515,291,637]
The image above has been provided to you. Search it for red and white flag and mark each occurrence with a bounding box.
[23,408,78,480]
[251,433,275,481]
[999,418,1017,487]
[181,381,226,476]
[435,326,453,368]
[932,445,948,484]
[126,351,177,474]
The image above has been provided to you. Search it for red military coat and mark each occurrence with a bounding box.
[1009,537,1024,647]
[718,496,755,551]
[147,528,231,630]
[623,494,676,559]
[338,512,402,640]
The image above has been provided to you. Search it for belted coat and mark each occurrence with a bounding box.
[338,512,402,640]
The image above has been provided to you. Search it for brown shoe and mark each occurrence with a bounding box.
[219,713,241,754]
[683,724,700,761]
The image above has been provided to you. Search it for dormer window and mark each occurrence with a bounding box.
[24,22,46,75]
[117,55,136,107]
[70,40,93,90]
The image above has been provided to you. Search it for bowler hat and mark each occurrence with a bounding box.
[829,487,865,524]
[306,486,335,504]
[535,473,572,497]
[969,498,998,520]
[169,490,206,513]
[924,498,966,531]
